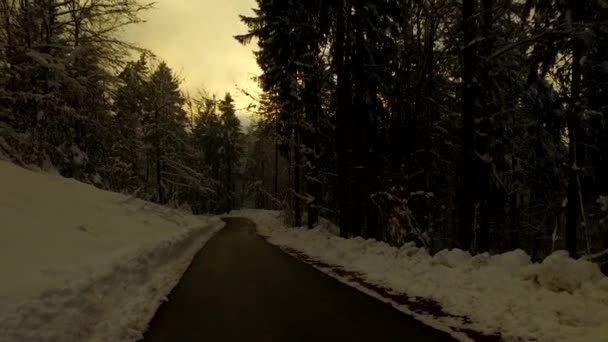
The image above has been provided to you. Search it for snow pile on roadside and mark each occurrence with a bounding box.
[233,209,340,236]
[232,209,608,342]
[0,160,225,342]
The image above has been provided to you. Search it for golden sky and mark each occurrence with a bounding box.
[123,0,261,120]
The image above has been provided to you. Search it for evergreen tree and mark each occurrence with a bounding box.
[0,0,152,179]
[237,0,608,262]
[144,62,187,204]
[112,55,149,192]
[219,93,242,213]
[236,0,331,227]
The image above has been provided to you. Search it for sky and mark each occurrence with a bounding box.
[123,0,261,121]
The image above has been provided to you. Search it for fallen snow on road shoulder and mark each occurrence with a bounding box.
[232,209,608,342]
[0,161,225,342]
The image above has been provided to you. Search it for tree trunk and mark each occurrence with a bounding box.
[260,159,266,209]
[458,0,479,250]
[305,13,322,229]
[294,128,302,227]
[155,110,163,203]
[565,0,584,257]
[335,0,353,238]
[305,79,321,229]
[417,18,436,243]
[477,0,494,253]
[351,0,367,238]
[226,158,232,213]
[274,138,279,209]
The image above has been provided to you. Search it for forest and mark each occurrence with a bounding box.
[1,0,607,267]
[0,0,242,214]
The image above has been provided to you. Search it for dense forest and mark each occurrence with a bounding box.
[0,0,241,213]
[1,0,607,267]
[236,0,608,265]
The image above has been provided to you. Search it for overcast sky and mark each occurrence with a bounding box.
[123,0,261,118]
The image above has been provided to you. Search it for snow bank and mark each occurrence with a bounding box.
[232,209,608,342]
[0,160,225,342]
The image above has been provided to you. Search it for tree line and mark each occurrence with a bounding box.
[236,0,608,263]
[0,0,241,214]
[2,0,606,265]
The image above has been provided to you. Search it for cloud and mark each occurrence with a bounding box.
[122,0,261,118]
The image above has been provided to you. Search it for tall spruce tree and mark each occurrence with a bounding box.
[219,92,241,213]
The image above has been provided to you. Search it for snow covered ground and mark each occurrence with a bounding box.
[232,209,608,342]
[0,160,224,342]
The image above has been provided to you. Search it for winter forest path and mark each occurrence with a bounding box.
[141,217,455,342]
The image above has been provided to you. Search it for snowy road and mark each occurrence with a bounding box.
[141,217,455,341]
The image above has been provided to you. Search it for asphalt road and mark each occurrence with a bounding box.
[141,217,455,342]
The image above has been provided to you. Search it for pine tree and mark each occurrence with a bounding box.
[236,0,332,227]
[112,55,149,192]
[144,62,187,204]
[0,0,153,181]
[190,93,224,212]
[3,0,605,265]
[219,92,241,213]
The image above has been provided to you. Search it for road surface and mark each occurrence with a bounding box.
[141,217,455,341]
